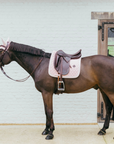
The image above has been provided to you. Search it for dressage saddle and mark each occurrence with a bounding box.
[54,49,81,91]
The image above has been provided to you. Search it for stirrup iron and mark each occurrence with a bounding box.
[58,80,65,91]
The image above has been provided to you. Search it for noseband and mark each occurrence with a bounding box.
[0,42,44,82]
[0,42,10,66]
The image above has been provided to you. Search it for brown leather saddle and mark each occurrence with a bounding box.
[54,49,82,91]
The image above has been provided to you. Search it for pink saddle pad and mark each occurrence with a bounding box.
[48,51,81,78]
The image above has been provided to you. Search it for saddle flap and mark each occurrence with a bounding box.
[56,58,70,75]
[55,54,71,75]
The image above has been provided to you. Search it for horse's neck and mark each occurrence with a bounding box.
[12,52,41,75]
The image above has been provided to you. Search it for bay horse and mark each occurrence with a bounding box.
[0,41,114,140]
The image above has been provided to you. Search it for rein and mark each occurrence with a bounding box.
[0,43,44,82]
[0,57,43,82]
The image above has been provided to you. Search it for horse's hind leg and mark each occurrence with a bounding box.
[41,92,55,140]
[98,89,113,135]
[112,107,114,120]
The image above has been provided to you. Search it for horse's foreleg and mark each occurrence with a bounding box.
[98,89,113,135]
[41,92,55,140]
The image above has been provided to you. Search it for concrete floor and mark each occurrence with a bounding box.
[0,124,114,144]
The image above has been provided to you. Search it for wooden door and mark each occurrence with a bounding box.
[97,19,114,122]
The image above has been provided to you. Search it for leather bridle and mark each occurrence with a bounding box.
[0,42,44,82]
[0,42,10,66]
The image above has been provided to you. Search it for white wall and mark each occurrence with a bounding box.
[0,0,113,124]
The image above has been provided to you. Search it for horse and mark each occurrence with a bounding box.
[0,41,114,140]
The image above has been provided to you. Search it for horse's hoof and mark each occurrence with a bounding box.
[45,134,54,140]
[98,129,106,135]
[42,129,49,135]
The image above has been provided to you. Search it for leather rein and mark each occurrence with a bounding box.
[0,43,43,82]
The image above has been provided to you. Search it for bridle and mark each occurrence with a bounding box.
[0,42,10,66]
[0,42,44,82]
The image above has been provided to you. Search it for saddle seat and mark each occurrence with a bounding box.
[55,49,82,60]
[54,49,81,91]
[54,49,81,75]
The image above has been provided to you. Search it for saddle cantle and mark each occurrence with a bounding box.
[48,50,82,91]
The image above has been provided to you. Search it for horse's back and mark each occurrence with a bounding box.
[91,55,114,67]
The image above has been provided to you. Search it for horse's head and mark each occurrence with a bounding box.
[0,42,12,67]
[0,49,12,67]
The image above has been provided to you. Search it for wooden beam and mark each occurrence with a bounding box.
[91,12,114,20]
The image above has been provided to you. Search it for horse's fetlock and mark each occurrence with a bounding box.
[104,126,109,130]
[50,125,55,131]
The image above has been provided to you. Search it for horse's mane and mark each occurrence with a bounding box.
[9,41,51,58]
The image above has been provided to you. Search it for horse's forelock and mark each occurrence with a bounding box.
[1,38,11,50]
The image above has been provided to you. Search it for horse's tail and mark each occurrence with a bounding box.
[112,107,114,121]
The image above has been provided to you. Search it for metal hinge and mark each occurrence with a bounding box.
[98,25,102,30]
[97,102,105,120]
[97,102,114,120]
[101,22,114,41]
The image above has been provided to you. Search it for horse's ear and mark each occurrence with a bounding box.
[1,38,6,46]
[6,37,10,44]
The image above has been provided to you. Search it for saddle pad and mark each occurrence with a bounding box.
[48,51,81,78]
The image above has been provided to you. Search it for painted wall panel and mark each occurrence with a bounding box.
[0,0,112,123]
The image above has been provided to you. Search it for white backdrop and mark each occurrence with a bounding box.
[0,0,112,124]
